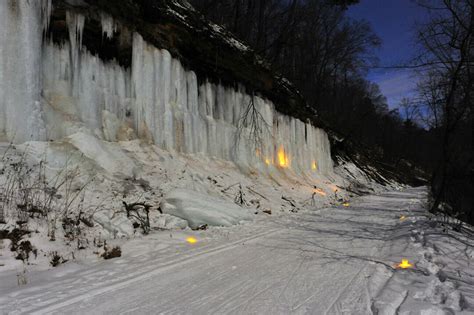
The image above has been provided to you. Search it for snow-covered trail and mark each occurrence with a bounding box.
[2,187,461,314]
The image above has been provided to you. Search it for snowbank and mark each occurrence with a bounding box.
[152,214,189,230]
[161,189,253,229]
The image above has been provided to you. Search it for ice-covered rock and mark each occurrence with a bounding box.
[152,214,189,230]
[93,210,135,238]
[161,189,253,229]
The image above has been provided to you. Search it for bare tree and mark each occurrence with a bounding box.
[415,0,473,222]
[235,94,271,155]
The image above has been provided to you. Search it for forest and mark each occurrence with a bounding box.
[190,0,474,225]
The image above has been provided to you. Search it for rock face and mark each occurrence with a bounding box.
[0,0,333,175]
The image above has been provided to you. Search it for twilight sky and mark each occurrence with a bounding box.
[347,0,429,109]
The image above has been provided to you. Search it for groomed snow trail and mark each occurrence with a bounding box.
[1,188,427,314]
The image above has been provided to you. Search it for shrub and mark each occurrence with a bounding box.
[50,251,68,267]
[122,201,151,234]
[102,246,122,260]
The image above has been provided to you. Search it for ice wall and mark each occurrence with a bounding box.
[0,2,333,175]
[0,0,50,141]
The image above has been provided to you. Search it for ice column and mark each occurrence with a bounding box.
[0,0,47,142]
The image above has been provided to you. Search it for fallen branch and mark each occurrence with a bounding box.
[247,186,269,201]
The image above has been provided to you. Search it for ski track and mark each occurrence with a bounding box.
[0,188,429,314]
[4,229,282,314]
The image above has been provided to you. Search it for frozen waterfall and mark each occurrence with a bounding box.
[0,1,333,175]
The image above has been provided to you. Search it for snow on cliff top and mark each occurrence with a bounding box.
[166,0,250,53]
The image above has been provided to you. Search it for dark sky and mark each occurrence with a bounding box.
[347,0,428,109]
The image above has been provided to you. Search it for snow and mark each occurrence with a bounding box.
[0,129,349,276]
[161,188,253,229]
[66,132,138,177]
[334,156,403,194]
[165,0,250,53]
[208,23,249,52]
[0,188,472,314]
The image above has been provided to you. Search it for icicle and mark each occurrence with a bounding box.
[66,11,85,49]
[66,11,85,99]
[41,0,53,33]
[100,13,116,39]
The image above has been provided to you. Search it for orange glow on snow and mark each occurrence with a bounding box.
[313,188,327,196]
[277,145,290,168]
[328,184,339,192]
[186,237,198,244]
[397,259,413,269]
[311,160,318,171]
